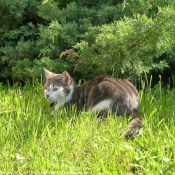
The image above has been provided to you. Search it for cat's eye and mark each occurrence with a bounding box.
[53,87,59,91]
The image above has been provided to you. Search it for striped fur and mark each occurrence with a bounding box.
[44,68,143,138]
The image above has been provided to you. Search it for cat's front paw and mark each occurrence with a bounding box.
[52,109,59,115]
[52,110,56,115]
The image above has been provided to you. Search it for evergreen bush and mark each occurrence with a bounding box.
[0,0,175,82]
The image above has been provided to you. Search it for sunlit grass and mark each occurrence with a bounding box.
[0,80,175,174]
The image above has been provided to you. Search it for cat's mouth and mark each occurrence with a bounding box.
[45,95,52,101]
[45,95,58,102]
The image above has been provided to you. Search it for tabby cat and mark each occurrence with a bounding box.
[44,68,143,138]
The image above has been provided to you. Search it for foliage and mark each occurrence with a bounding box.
[11,57,68,81]
[0,0,175,81]
[74,6,175,79]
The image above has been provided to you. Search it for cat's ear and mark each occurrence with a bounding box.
[61,71,71,84]
[44,68,58,79]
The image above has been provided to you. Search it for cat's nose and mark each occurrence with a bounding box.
[46,94,49,98]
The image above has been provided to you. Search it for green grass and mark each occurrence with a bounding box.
[0,81,175,174]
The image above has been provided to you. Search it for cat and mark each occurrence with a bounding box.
[44,68,143,138]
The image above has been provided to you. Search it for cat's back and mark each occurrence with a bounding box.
[81,75,138,97]
[79,75,139,114]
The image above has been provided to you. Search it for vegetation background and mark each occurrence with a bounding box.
[1,0,175,174]
[0,0,175,83]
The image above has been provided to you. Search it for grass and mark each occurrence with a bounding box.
[0,80,175,174]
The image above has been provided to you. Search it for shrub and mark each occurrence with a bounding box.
[0,0,175,82]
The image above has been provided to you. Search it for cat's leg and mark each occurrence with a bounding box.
[52,102,62,115]
[120,111,143,138]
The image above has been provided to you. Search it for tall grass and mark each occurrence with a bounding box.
[0,79,175,174]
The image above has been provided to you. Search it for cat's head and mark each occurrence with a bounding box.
[44,68,74,102]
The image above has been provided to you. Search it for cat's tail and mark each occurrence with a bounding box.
[121,110,143,139]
